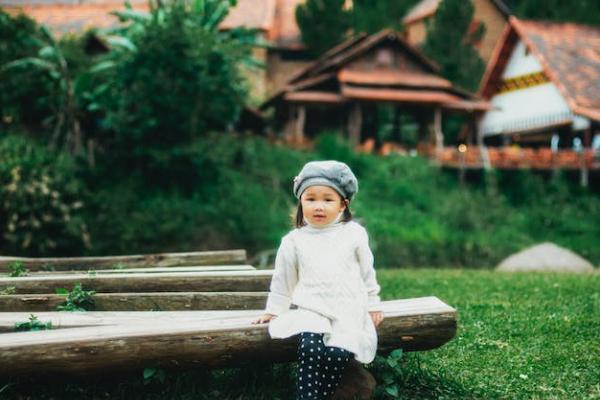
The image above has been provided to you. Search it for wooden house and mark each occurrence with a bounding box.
[261,29,490,152]
[402,0,511,63]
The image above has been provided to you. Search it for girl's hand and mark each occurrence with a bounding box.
[252,313,277,324]
[369,311,384,327]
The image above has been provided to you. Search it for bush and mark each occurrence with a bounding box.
[0,134,90,256]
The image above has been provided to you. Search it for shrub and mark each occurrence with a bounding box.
[0,134,90,256]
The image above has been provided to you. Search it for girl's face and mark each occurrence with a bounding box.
[300,185,347,226]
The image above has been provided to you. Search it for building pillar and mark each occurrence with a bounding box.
[296,105,306,144]
[348,102,362,147]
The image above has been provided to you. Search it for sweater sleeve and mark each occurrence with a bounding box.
[356,225,382,312]
[264,234,298,316]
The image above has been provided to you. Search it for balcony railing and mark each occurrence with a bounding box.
[433,146,598,170]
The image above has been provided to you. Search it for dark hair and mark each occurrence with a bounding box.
[293,196,353,228]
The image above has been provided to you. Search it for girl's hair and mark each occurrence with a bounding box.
[293,196,353,228]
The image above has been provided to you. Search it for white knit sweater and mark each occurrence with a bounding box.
[265,218,382,363]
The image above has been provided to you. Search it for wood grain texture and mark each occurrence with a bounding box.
[0,250,247,272]
[0,297,457,377]
[0,270,273,294]
[1,265,256,277]
[0,292,268,314]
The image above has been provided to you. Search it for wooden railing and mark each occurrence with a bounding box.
[433,146,598,170]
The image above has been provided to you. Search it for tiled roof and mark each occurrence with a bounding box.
[481,17,600,121]
[338,69,452,89]
[2,0,304,48]
[2,1,149,35]
[264,28,488,111]
[403,0,510,25]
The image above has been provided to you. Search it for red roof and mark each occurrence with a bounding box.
[341,85,464,104]
[480,17,600,121]
[2,0,304,48]
[2,1,149,35]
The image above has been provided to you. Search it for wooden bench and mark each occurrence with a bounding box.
[0,297,457,378]
[0,250,248,272]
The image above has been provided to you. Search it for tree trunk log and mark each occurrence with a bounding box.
[0,250,247,272]
[0,270,273,294]
[0,297,457,377]
[0,292,268,314]
[3,265,256,277]
[0,310,256,332]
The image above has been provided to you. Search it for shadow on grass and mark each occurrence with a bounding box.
[369,353,480,400]
[0,354,480,400]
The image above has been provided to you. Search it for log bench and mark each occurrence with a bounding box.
[0,297,457,378]
[0,292,268,312]
[0,250,248,272]
[0,270,273,294]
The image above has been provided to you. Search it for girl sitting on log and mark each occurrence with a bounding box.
[253,160,384,400]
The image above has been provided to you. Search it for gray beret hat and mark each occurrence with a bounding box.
[293,160,358,200]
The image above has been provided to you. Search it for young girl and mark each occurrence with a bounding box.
[252,160,384,400]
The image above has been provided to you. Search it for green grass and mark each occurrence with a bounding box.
[1,268,598,399]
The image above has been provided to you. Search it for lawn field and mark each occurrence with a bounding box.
[1,268,598,399]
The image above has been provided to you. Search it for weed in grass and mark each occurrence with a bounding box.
[56,283,95,311]
[0,286,16,295]
[14,314,52,332]
[39,264,56,272]
[8,261,28,277]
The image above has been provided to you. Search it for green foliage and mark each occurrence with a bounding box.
[0,286,16,295]
[421,0,486,92]
[0,9,55,133]
[143,368,166,385]
[505,0,600,26]
[0,134,90,256]
[296,0,351,56]
[352,0,418,34]
[7,261,28,277]
[14,314,53,332]
[90,0,251,184]
[56,283,95,311]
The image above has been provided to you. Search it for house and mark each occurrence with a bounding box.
[477,17,599,148]
[433,16,599,180]
[402,0,511,63]
[0,0,314,102]
[261,29,490,153]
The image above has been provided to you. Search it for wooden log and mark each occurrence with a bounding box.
[0,297,457,377]
[1,265,256,277]
[0,250,247,272]
[0,310,257,332]
[0,270,273,294]
[0,292,268,314]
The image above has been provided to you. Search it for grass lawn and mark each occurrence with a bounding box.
[1,268,598,399]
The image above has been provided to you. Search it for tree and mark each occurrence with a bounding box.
[352,0,418,34]
[421,0,486,92]
[504,0,600,26]
[296,0,351,57]
[87,0,254,185]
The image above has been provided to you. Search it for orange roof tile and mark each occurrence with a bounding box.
[341,85,462,104]
[2,1,148,35]
[338,68,452,88]
[285,91,346,103]
[2,0,302,47]
[481,17,600,122]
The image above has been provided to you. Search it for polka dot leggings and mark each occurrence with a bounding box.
[296,332,352,400]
